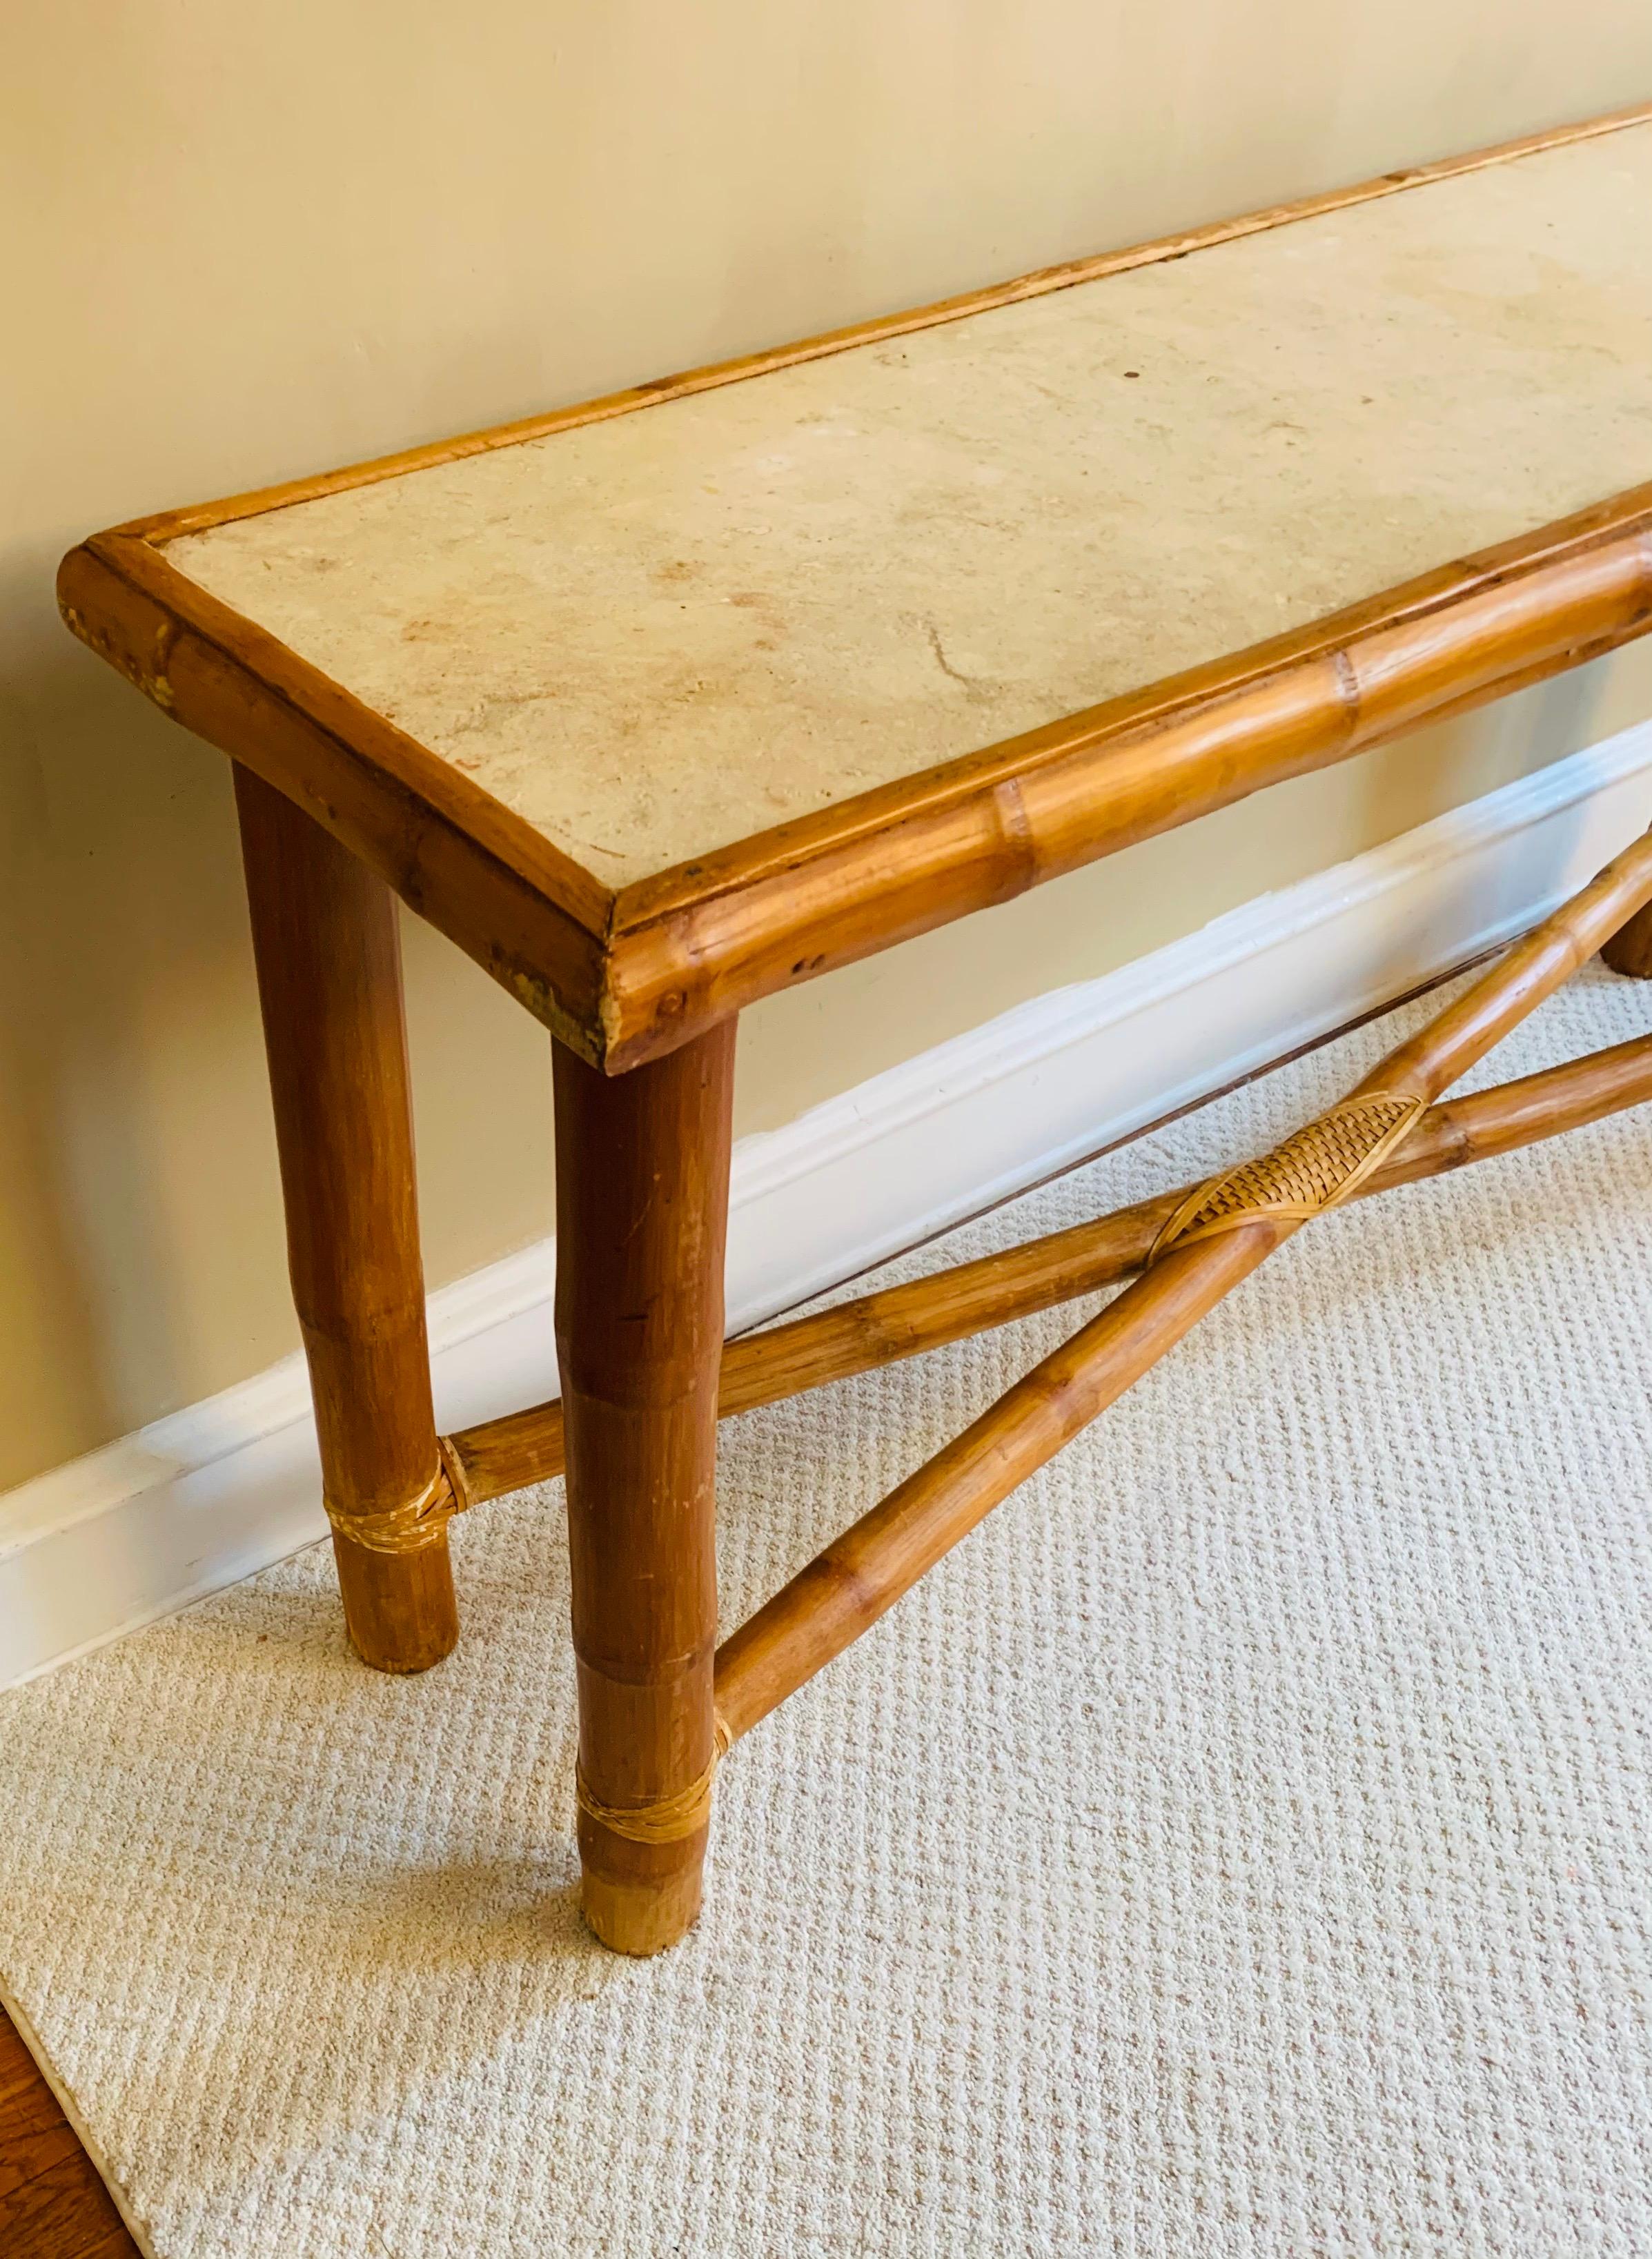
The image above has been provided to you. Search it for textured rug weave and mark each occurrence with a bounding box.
[5,967,1652,2257]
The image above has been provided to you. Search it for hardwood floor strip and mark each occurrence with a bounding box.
[0,2012,141,2259]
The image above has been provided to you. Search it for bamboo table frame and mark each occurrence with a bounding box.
[59,104,1652,1955]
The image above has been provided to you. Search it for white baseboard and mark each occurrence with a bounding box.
[6,724,1652,1687]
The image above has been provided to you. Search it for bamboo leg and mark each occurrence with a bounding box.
[553,1020,736,1956]
[235,767,458,1673]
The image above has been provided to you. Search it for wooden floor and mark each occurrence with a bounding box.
[1,2008,139,2258]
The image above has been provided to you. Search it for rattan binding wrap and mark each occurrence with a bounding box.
[1148,1091,1426,1263]
[576,1715,734,1846]
[324,1451,470,1557]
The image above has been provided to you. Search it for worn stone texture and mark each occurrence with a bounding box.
[170,127,1652,884]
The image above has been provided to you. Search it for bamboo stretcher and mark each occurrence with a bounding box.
[439,833,1652,1750]
[444,1030,1652,1508]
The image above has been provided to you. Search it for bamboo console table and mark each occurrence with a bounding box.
[60,106,1652,1955]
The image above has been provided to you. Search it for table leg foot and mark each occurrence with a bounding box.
[553,1022,735,1954]
[333,1535,459,1675]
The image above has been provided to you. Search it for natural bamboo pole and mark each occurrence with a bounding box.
[555,1023,736,1957]
[444,1030,1652,1508]
[712,835,1652,1743]
[236,767,458,1673]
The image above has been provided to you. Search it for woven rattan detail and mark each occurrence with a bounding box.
[1148,1091,1426,1263]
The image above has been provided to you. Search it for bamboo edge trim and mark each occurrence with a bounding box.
[87,493,1652,983]
[1147,1092,1426,1261]
[66,505,1652,1077]
[57,139,1652,1071]
[325,1454,471,1556]
[55,539,616,1063]
[71,533,616,940]
[576,1714,734,1846]
[595,520,1652,1068]
[611,511,1652,940]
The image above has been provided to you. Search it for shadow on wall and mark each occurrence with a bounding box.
[0,555,276,1486]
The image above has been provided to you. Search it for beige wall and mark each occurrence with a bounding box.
[4,3,1651,1492]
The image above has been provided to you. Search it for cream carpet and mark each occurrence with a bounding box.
[6,967,1652,2258]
